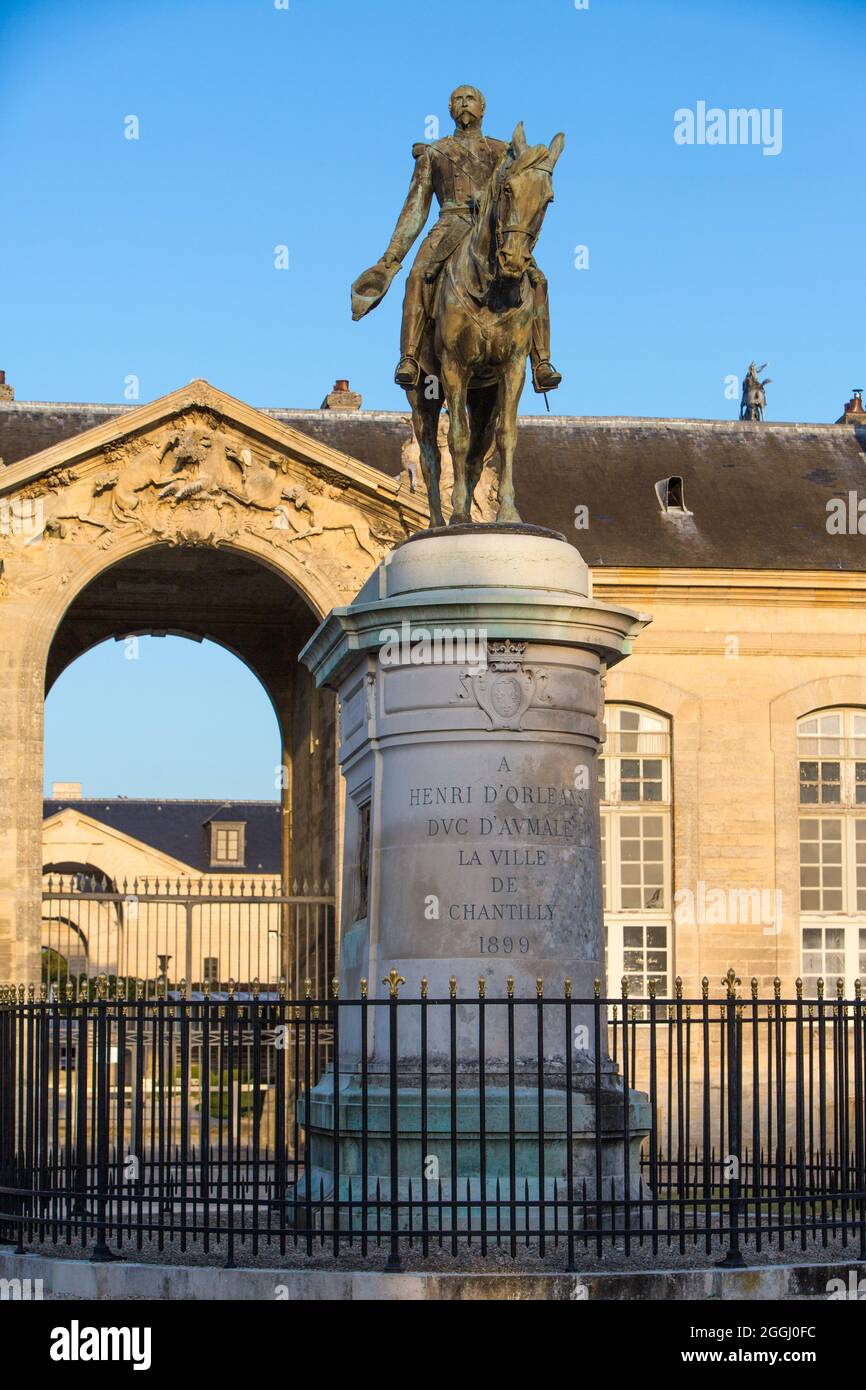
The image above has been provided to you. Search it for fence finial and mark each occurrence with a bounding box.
[331,977,339,999]
[621,976,629,999]
[751,977,758,999]
[360,977,368,999]
[304,978,312,1001]
[795,977,803,1000]
[701,976,709,1000]
[593,977,600,998]
[449,976,457,1000]
[856,979,862,1001]
[675,976,683,999]
[506,976,515,998]
[478,977,486,998]
[817,977,825,1000]
[383,969,406,999]
[420,977,428,999]
[251,977,261,1000]
[836,978,845,1000]
[565,979,572,999]
[180,978,188,1001]
[722,968,740,998]
[773,977,781,1000]
[536,978,544,998]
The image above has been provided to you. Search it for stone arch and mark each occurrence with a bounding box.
[0,383,426,979]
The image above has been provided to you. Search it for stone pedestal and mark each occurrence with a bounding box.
[299,524,651,1227]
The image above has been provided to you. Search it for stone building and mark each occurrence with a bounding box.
[41,785,285,989]
[2,371,866,998]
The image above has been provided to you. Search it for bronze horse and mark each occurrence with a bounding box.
[407,123,564,527]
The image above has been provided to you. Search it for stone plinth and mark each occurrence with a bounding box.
[299,524,651,1224]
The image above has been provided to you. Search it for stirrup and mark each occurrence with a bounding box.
[532,360,562,393]
[394,355,421,389]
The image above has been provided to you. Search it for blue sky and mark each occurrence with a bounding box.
[3,0,862,796]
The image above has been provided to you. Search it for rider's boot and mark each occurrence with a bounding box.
[395,270,427,390]
[530,300,561,393]
[395,356,421,389]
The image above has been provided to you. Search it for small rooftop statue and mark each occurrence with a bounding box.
[740,361,771,422]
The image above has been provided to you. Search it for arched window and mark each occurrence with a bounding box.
[599,705,672,997]
[798,707,866,995]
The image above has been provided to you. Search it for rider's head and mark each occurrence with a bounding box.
[450,86,485,132]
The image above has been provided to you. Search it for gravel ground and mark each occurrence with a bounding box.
[15,1226,866,1275]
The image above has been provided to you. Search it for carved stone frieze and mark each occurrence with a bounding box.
[0,407,410,600]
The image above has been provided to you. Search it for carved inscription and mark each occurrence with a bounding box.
[409,755,587,955]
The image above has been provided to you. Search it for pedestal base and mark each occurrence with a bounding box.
[296,1069,651,1233]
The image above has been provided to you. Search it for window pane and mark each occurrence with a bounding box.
[799,819,844,912]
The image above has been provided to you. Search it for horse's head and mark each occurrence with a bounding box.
[494,123,565,281]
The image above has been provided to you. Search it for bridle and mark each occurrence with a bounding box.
[493,160,552,268]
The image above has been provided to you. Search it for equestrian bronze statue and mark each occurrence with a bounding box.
[740,362,771,422]
[352,85,564,526]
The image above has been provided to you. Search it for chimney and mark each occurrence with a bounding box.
[51,781,82,800]
[0,371,13,403]
[837,388,866,425]
[320,378,362,411]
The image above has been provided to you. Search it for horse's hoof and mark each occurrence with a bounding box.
[496,506,522,524]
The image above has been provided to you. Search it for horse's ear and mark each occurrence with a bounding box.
[547,132,565,168]
[510,122,527,156]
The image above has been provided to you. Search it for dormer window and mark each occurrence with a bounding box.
[210,821,245,868]
[655,476,691,515]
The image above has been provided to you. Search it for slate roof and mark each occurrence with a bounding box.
[3,399,866,571]
[43,798,282,874]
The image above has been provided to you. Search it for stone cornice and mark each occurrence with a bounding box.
[592,566,866,606]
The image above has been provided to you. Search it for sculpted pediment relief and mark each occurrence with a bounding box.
[0,382,427,603]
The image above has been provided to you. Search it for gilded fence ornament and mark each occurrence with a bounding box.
[383,969,406,999]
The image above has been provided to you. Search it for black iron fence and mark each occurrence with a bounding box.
[1,973,864,1269]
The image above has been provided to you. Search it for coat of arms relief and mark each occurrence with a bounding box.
[456,639,553,732]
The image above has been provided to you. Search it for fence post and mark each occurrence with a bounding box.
[718,968,746,1269]
[90,975,118,1262]
[0,987,15,1245]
